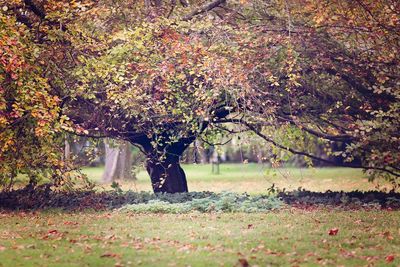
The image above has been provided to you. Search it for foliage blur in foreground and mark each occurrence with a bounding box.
[1,0,399,192]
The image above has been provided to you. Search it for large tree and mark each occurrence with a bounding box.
[1,0,399,192]
[236,0,400,180]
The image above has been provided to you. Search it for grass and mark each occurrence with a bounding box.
[83,163,387,193]
[2,164,398,266]
[0,210,399,266]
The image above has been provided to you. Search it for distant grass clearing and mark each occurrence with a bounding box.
[83,164,387,193]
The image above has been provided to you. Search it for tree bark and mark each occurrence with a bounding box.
[64,139,71,161]
[102,140,134,183]
[102,141,119,183]
[131,135,192,193]
[146,152,188,193]
[115,142,134,180]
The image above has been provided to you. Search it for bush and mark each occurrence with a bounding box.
[119,192,283,213]
[121,200,191,213]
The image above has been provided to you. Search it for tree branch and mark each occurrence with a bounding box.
[277,115,353,142]
[64,129,110,139]
[182,0,226,21]
[243,121,400,177]
[24,0,46,19]
[324,68,396,103]
[13,10,34,28]
[217,117,353,142]
[199,136,232,146]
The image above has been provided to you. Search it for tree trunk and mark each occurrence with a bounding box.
[64,139,71,161]
[102,141,120,183]
[195,140,208,164]
[129,133,196,193]
[146,152,188,193]
[102,140,134,183]
[115,142,134,180]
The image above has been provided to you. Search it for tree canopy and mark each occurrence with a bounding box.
[1,0,399,192]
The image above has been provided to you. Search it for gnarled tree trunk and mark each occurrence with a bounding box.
[146,152,188,193]
[132,135,193,193]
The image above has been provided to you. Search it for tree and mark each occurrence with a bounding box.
[1,0,399,193]
[1,0,246,192]
[0,9,62,189]
[102,140,135,183]
[62,1,246,192]
[233,0,400,180]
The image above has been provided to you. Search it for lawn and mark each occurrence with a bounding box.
[2,165,398,266]
[84,164,386,193]
[0,210,398,266]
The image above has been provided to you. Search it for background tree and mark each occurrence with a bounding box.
[230,0,400,180]
[102,140,135,183]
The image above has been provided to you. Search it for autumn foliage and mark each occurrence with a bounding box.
[0,0,399,191]
[0,12,61,189]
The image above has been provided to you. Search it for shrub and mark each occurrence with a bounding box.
[119,191,283,213]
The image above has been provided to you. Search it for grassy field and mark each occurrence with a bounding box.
[0,210,399,266]
[83,164,387,193]
[2,165,398,266]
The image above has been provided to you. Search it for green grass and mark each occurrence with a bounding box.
[84,164,386,193]
[3,164,398,266]
[0,210,398,266]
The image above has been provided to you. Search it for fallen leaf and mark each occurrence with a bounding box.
[238,258,249,267]
[328,228,339,236]
[247,224,254,229]
[383,231,394,240]
[101,252,120,258]
[0,245,6,251]
[63,221,79,226]
[48,229,59,234]
[385,255,395,263]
